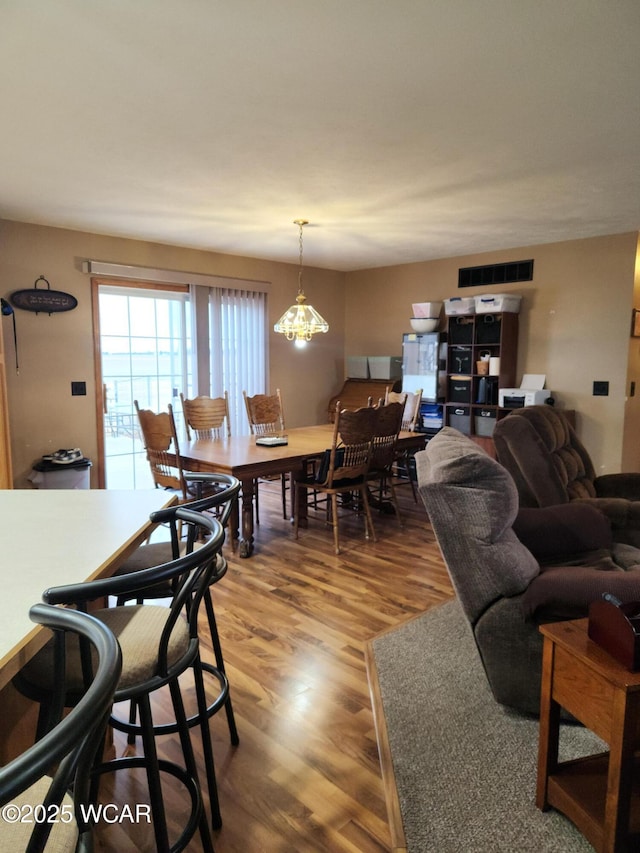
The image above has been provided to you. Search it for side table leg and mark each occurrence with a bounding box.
[537,637,560,811]
[602,691,636,853]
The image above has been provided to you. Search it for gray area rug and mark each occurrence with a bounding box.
[371,599,602,852]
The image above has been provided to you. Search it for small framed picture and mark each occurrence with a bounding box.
[633,309,640,338]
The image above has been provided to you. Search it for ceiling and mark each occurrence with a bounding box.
[1,1,639,272]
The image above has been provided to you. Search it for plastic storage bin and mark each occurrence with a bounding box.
[412,302,442,319]
[444,296,476,316]
[475,293,522,313]
[420,403,443,432]
[29,457,92,489]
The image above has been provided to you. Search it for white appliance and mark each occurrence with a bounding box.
[499,374,554,408]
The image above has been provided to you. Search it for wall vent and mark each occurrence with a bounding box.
[458,259,534,288]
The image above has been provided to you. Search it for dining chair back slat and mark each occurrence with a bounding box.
[243,389,288,519]
[384,388,423,501]
[368,401,405,524]
[181,392,231,441]
[135,401,187,497]
[294,403,377,554]
[385,387,423,431]
[243,389,285,435]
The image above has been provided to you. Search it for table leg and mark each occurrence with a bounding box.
[602,691,636,853]
[291,466,309,527]
[229,495,240,545]
[537,637,560,811]
[238,477,255,558]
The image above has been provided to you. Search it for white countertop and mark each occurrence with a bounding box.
[0,489,175,688]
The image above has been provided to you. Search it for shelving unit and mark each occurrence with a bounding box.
[443,311,518,440]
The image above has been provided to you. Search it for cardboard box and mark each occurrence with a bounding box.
[368,356,402,380]
[346,356,369,378]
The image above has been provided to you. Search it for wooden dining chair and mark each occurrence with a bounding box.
[385,387,423,501]
[180,392,231,441]
[134,400,190,500]
[243,389,288,520]
[385,387,422,431]
[135,400,221,507]
[293,403,377,554]
[367,400,405,523]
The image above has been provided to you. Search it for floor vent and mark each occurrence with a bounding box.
[458,259,534,288]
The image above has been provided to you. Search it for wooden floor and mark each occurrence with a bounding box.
[94,481,454,852]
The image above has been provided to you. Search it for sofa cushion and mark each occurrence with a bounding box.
[417,428,540,625]
[513,503,613,565]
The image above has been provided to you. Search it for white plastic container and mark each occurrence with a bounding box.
[444,296,476,316]
[412,302,442,319]
[29,463,91,489]
[368,356,402,380]
[474,293,522,313]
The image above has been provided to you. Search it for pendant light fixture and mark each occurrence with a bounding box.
[274,219,329,348]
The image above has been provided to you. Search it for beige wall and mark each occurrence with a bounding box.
[0,219,346,487]
[345,232,640,476]
[1,218,638,488]
[622,234,640,471]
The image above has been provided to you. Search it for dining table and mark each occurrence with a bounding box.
[179,423,427,557]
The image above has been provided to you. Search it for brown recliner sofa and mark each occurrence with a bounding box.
[493,405,640,549]
[417,427,640,716]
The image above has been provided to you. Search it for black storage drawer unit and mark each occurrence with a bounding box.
[449,406,471,434]
[449,346,472,374]
[448,376,471,403]
[474,314,502,345]
[474,408,497,436]
[448,317,474,345]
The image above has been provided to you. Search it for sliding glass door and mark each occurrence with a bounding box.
[92,275,269,489]
[94,282,192,489]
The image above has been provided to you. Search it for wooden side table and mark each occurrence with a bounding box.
[537,618,640,852]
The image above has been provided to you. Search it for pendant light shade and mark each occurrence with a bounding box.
[274,220,329,346]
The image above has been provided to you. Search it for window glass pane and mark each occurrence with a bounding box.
[99,285,190,489]
[129,297,158,337]
[99,293,130,336]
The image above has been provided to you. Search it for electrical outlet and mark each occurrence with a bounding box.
[71,381,87,396]
[593,381,609,396]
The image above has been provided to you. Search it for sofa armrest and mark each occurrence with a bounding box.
[573,497,640,537]
[522,563,640,623]
[595,473,640,501]
[513,503,612,564]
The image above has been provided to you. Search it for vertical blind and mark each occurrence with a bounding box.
[209,287,268,436]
